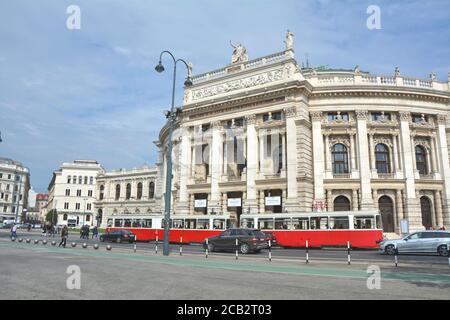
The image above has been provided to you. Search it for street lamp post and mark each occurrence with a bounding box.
[155,50,192,256]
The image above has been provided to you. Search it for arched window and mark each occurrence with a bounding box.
[99,185,104,200]
[126,183,131,200]
[149,182,155,199]
[67,176,71,184]
[332,144,349,174]
[334,196,351,211]
[375,144,390,173]
[86,215,90,222]
[115,184,120,201]
[415,145,428,175]
[78,176,82,184]
[63,214,68,221]
[89,176,94,185]
[137,182,143,200]
[84,176,88,184]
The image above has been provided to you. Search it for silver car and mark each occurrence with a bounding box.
[379,230,450,256]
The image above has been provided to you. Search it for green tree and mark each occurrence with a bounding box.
[46,210,58,225]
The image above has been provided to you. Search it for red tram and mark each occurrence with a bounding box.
[106,210,383,248]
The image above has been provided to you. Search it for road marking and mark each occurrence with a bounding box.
[1,242,450,284]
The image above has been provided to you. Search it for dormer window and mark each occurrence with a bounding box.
[327,112,349,121]
[372,112,391,121]
[412,114,427,123]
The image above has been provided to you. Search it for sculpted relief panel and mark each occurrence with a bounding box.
[191,69,284,101]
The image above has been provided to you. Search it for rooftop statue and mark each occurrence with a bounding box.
[230,41,248,64]
[284,30,294,50]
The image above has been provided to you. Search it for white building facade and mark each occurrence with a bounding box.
[0,157,30,222]
[156,32,450,234]
[94,166,159,228]
[47,160,104,227]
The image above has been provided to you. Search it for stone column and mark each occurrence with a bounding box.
[392,133,400,174]
[209,122,223,213]
[434,190,443,228]
[430,135,438,175]
[189,194,194,215]
[245,115,259,213]
[437,114,450,228]
[327,189,333,212]
[396,190,404,233]
[350,132,357,177]
[282,189,287,212]
[352,189,359,211]
[311,112,325,205]
[222,192,228,215]
[259,190,265,214]
[178,126,191,213]
[284,106,299,210]
[369,133,377,176]
[356,110,374,209]
[259,132,265,174]
[410,133,419,178]
[372,189,378,209]
[324,133,330,172]
[281,133,287,174]
[399,112,420,230]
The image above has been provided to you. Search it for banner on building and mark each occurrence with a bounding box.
[265,196,281,206]
[194,199,207,208]
[227,198,242,207]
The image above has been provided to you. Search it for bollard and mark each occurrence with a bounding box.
[306,240,309,264]
[106,245,112,251]
[43,240,47,245]
[268,240,272,262]
[51,241,56,246]
[11,237,16,242]
[71,242,77,248]
[347,241,351,265]
[235,238,239,260]
[26,238,31,243]
[205,238,209,259]
[155,236,158,255]
[34,239,39,244]
[18,238,23,243]
[134,242,137,253]
[94,244,99,250]
[179,236,183,256]
[394,243,398,267]
[82,243,88,249]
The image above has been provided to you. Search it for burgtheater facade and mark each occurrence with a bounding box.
[156,32,450,234]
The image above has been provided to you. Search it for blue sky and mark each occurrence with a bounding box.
[0,0,449,193]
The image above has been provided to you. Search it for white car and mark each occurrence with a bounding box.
[379,230,450,256]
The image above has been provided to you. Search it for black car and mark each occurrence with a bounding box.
[100,230,136,243]
[203,228,269,254]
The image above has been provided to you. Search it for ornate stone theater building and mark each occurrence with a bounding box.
[155,32,450,234]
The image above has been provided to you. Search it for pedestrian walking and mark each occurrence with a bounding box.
[85,225,90,239]
[10,224,17,239]
[80,226,84,239]
[92,226,98,240]
[59,225,68,248]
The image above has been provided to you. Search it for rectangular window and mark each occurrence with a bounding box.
[87,204,92,211]
[8,174,11,179]
[371,112,391,121]
[274,218,291,230]
[327,112,349,121]
[258,218,274,230]
[64,203,69,210]
[88,190,93,197]
[77,190,81,197]
[329,217,350,229]
[65,189,70,196]
[412,114,426,123]
[3,206,7,212]
[12,206,15,213]
[75,203,80,210]
[5,194,8,201]
[292,218,309,230]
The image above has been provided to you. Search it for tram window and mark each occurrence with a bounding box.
[213,219,225,229]
[114,219,123,227]
[124,219,132,227]
[311,217,329,230]
[275,218,291,230]
[354,216,375,229]
[172,219,184,229]
[329,217,349,229]
[143,219,152,228]
[198,219,210,229]
[227,219,235,229]
[185,219,197,229]
[292,218,309,230]
[376,215,382,229]
[107,219,113,228]
[132,220,141,228]
[258,218,274,230]
[241,219,254,228]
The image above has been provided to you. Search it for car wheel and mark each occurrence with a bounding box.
[255,249,261,254]
[240,243,249,254]
[207,243,215,252]
[437,245,448,257]
[385,244,396,255]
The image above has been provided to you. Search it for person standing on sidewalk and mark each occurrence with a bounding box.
[59,225,68,248]
[92,226,98,240]
[10,224,17,239]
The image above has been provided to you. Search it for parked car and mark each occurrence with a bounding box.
[379,230,450,256]
[99,229,136,243]
[262,231,277,246]
[203,228,269,254]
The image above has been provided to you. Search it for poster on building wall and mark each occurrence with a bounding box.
[194,199,207,208]
[265,196,281,206]
[227,198,242,207]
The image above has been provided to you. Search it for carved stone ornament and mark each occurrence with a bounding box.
[437,114,447,125]
[192,69,284,101]
[230,41,249,64]
[284,30,294,51]
[329,136,350,148]
[310,111,322,121]
[355,110,368,120]
[373,135,393,148]
[399,112,411,122]
[283,106,297,118]
[245,114,257,125]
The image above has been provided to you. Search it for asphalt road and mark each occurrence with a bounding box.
[1,233,450,300]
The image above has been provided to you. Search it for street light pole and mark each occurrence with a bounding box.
[155,50,192,256]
